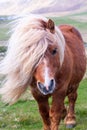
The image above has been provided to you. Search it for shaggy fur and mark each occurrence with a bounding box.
[0,15,65,104]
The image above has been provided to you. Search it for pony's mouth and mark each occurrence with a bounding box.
[37,79,55,95]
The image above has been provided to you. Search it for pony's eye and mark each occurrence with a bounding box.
[52,48,57,55]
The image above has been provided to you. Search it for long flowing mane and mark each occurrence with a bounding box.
[0,15,65,104]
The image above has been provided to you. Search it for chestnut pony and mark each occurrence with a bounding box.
[0,15,86,130]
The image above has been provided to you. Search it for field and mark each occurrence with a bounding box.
[0,13,87,130]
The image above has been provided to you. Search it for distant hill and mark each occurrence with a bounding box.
[0,0,87,16]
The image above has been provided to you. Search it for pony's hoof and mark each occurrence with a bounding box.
[64,114,76,128]
[66,123,76,128]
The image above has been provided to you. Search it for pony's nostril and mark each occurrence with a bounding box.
[50,79,54,87]
[38,82,44,89]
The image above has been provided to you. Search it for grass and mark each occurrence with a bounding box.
[0,100,41,130]
[0,46,7,53]
[70,11,87,16]
[0,24,10,41]
[0,19,10,41]
[0,27,10,41]
[0,79,87,130]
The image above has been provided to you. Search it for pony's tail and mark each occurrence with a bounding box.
[0,74,29,105]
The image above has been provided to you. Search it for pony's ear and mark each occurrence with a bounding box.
[47,19,55,34]
[40,19,55,34]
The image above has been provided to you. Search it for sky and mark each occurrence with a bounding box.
[0,0,87,15]
[0,0,9,3]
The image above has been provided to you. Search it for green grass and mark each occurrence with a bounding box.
[0,27,10,41]
[0,79,87,130]
[0,20,10,41]
[0,16,14,41]
[0,100,41,130]
[0,46,7,53]
[70,11,87,16]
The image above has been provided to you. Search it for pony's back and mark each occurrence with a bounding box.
[59,25,86,84]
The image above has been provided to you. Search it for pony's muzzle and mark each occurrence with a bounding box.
[37,79,55,95]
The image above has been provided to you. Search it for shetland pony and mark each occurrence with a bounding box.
[0,15,86,130]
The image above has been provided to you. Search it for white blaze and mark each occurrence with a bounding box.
[43,59,50,90]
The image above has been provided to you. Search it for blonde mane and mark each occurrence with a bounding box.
[0,14,65,104]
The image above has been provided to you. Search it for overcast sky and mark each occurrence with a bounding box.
[0,0,9,3]
[0,0,86,15]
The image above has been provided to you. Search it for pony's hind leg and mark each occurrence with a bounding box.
[64,84,78,128]
[61,104,67,120]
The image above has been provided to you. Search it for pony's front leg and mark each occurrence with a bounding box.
[38,99,51,130]
[50,93,65,130]
[31,90,51,130]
